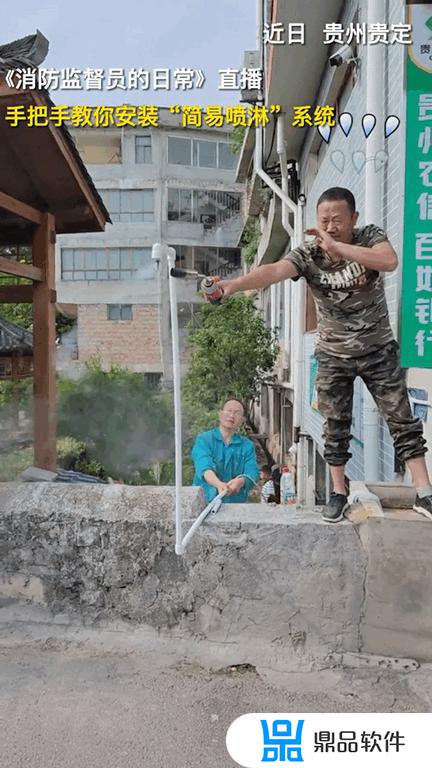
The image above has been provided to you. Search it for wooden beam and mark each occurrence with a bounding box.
[0,285,56,304]
[0,284,33,303]
[32,91,106,232]
[0,119,48,209]
[0,190,42,225]
[0,85,26,98]
[32,212,57,471]
[0,256,43,281]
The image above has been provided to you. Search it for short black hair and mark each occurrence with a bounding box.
[317,187,356,213]
[261,465,272,473]
[220,397,245,414]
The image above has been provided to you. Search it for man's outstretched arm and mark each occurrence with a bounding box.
[219,259,299,298]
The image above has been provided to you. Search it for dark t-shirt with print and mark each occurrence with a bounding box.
[284,224,395,358]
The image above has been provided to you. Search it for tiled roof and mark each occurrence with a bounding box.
[0,30,49,70]
[0,31,111,225]
[0,317,33,354]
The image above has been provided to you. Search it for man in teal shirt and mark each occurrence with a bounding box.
[191,398,259,503]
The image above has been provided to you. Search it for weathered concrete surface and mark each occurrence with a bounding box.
[1,483,432,665]
[0,483,366,666]
[358,515,432,660]
[0,609,428,768]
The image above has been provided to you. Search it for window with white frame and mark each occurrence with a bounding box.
[61,247,154,281]
[193,140,217,168]
[135,135,152,163]
[167,188,240,225]
[168,136,191,165]
[167,136,236,169]
[107,304,133,321]
[99,189,154,222]
[217,141,236,169]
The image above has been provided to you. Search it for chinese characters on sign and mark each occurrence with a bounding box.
[263,22,412,45]
[401,4,432,367]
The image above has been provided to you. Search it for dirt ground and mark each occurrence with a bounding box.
[0,603,431,768]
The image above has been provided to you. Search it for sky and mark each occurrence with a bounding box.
[2,0,257,106]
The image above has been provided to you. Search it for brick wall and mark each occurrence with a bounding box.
[78,304,163,371]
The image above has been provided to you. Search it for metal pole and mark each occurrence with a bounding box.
[166,246,184,555]
[363,0,386,482]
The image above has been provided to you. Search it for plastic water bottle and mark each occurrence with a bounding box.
[280,466,296,505]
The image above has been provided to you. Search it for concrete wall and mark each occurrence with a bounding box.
[1,483,432,665]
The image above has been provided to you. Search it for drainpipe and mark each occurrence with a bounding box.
[363,0,385,482]
[254,0,307,495]
[275,114,306,501]
[277,116,293,385]
[289,191,307,504]
[255,122,298,226]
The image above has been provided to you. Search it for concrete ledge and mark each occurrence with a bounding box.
[1,483,432,663]
[367,482,416,509]
[358,517,432,660]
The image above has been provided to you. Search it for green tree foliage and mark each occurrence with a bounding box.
[230,125,247,155]
[0,378,32,409]
[57,362,174,481]
[241,219,261,268]
[0,246,33,329]
[183,295,278,433]
[0,245,74,335]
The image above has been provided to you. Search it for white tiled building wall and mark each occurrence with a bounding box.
[298,0,406,481]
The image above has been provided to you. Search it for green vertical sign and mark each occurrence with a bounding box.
[401,3,432,367]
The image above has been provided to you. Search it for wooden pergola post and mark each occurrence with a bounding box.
[32,212,57,470]
[0,48,109,474]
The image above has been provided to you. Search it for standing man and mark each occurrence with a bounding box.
[215,187,432,522]
[191,397,259,504]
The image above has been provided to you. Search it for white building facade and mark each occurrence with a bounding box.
[56,110,243,385]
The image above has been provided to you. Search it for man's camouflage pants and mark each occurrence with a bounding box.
[315,340,427,466]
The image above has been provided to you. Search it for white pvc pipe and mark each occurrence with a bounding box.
[255,107,307,499]
[179,490,227,552]
[276,116,307,496]
[257,168,297,227]
[276,115,294,386]
[167,246,184,555]
[363,0,385,482]
[166,252,257,554]
[292,197,306,504]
